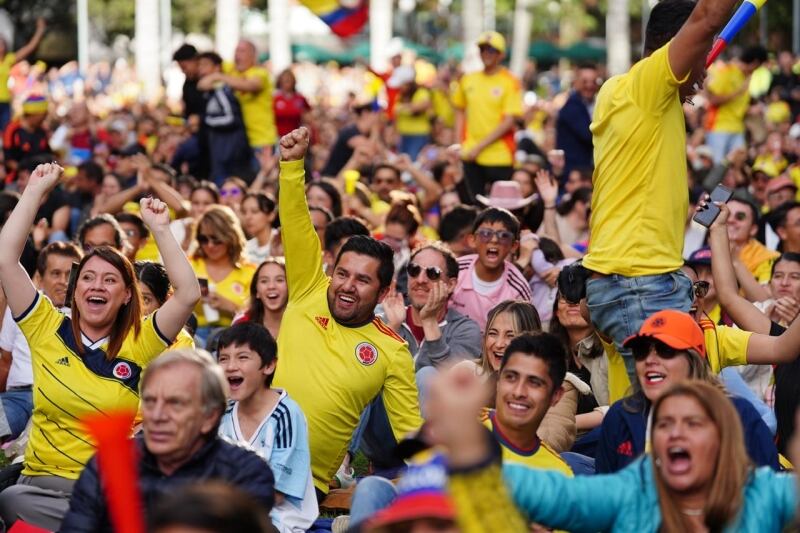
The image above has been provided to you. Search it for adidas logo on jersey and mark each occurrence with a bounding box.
[56,356,70,367]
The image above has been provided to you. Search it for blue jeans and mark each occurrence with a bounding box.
[561,452,595,475]
[349,476,397,529]
[0,389,33,440]
[705,131,745,164]
[586,270,693,382]
[398,134,430,160]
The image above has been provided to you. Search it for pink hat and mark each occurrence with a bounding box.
[766,175,798,196]
[475,181,536,211]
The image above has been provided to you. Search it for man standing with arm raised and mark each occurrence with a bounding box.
[274,127,422,499]
[583,0,742,381]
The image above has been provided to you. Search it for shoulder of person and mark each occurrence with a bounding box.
[371,316,407,346]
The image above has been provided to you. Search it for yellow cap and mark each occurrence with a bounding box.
[477,31,506,54]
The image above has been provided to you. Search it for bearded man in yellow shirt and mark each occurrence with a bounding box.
[582,0,741,382]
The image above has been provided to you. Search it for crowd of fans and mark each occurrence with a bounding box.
[2,0,800,531]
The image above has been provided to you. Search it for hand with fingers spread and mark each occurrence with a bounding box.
[140,197,171,230]
[382,280,406,332]
[534,169,558,207]
[279,127,310,162]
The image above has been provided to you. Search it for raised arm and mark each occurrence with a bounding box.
[708,202,772,334]
[0,163,59,317]
[13,18,46,64]
[139,197,201,341]
[667,0,740,82]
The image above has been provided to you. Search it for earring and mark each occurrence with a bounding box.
[654,458,662,467]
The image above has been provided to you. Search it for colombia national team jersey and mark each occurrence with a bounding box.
[275,159,422,493]
[16,293,171,479]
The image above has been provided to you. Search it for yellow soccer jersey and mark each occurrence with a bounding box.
[0,53,15,103]
[190,259,256,328]
[704,62,749,134]
[16,293,171,479]
[481,409,572,477]
[452,68,522,167]
[396,88,432,136]
[172,327,195,349]
[227,65,277,147]
[584,42,688,277]
[275,159,422,493]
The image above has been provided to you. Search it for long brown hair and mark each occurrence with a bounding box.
[71,246,142,360]
[191,205,247,266]
[651,381,751,533]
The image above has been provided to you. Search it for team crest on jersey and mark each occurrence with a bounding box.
[315,316,329,330]
[232,283,244,294]
[491,87,503,98]
[355,342,378,366]
[113,362,132,379]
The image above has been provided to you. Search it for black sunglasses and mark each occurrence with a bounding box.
[475,228,515,246]
[406,262,442,281]
[197,234,223,246]
[631,340,682,362]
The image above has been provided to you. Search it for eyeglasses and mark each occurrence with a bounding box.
[631,340,682,362]
[475,228,515,246]
[197,234,223,246]
[407,262,442,281]
[220,188,242,197]
[692,280,710,298]
[732,211,749,222]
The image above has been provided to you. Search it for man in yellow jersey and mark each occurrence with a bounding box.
[453,31,522,201]
[275,127,422,497]
[582,0,741,382]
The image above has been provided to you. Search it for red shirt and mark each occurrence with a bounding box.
[273,91,310,137]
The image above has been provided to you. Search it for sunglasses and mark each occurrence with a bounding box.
[692,280,709,298]
[631,340,682,362]
[732,211,749,221]
[197,234,223,246]
[220,188,242,197]
[407,262,442,281]
[475,228,515,246]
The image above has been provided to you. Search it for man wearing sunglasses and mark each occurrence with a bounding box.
[727,198,779,284]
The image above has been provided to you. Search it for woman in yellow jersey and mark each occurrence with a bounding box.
[190,205,256,348]
[393,66,432,161]
[0,18,46,132]
[135,261,195,348]
[234,258,288,339]
[0,163,200,531]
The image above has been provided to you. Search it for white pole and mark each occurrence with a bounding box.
[216,0,241,62]
[135,0,161,99]
[370,0,393,71]
[510,0,532,79]
[606,0,630,76]
[462,0,483,71]
[160,0,172,73]
[77,0,90,76]
[269,0,291,73]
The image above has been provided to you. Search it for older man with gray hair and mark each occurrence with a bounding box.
[60,349,275,532]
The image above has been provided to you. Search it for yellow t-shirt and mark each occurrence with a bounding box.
[431,86,455,128]
[583,42,688,277]
[452,68,522,166]
[604,321,751,401]
[17,293,171,479]
[227,65,277,147]
[190,259,256,328]
[395,88,432,136]
[704,62,750,134]
[275,159,422,493]
[0,53,15,104]
[738,239,780,284]
[172,328,195,349]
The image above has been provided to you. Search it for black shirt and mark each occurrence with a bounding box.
[321,124,361,177]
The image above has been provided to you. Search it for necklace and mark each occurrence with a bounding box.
[681,508,704,516]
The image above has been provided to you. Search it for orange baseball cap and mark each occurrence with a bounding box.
[623,309,706,358]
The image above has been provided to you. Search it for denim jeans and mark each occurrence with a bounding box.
[705,131,745,164]
[586,270,693,382]
[348,476,397,530]
[398,134,430,160]
[0,390,33,440]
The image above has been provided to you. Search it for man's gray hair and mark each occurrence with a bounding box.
[140,348,228,418]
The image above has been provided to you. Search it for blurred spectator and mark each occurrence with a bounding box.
[556,64,598,178]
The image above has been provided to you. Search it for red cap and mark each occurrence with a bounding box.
[623,309,706,358]
[366,492,456,529]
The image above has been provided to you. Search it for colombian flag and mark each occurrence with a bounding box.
[299,0,368,37]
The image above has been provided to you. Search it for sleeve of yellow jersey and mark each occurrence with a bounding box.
[705,325,751,373]
[705,64,729,96]
[279,159,328,302]
[451,78,466,110]
[502,75,523,118]
[628,41,690,115]
[381,342,423,441]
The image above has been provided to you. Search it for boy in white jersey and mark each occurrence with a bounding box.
[217,322,318,533]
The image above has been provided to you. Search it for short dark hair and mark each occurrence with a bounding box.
[78,161,104,185]
[372,164,401,183]
[172,43,198,62]
[556,186,592,217]
[192,180,221,204]
[336,235,395,290]
[410,241,459,279]
[197,51,223,66]
[771,201,800,229]
[472,207,521,240]
[115,212,150,240]
[77,214,125,250]
[643,0,696,57]
[771,252,800,278]
[499,332,567,394]
[306,180,343,218]
[324,216,370,253]
[730,197,760,225]
[0,191,20,224]
[135,261,170,305]
[18,155,53,176]
[36,241,82,277]
[439,205,479,243]
[217,322,278,388]
[242,192,276,216]
[741,45,767,65]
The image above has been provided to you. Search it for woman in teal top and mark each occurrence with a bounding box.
[0,17,46,131]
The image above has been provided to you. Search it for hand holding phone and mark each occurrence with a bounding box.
[693,184,734,228]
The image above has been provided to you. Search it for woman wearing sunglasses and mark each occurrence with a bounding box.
[595,309,779,474]
[190,205,256,347]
